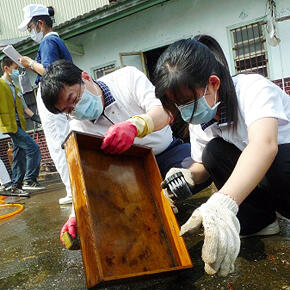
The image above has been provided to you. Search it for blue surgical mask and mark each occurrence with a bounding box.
[70,89,103,120]
[10,69,20,80]
[178,86,220,124]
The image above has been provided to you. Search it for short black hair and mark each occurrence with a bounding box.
[41,60,82,114]
[1,56,15,71]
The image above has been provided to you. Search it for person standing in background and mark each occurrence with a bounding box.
[18,4,73,204]
[0,57,42,193]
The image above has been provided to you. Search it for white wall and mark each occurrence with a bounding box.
[0,0,109,43]
[71,0,290,81]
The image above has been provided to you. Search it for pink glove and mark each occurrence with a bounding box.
[60,217,77,245]
[101,121,138,154]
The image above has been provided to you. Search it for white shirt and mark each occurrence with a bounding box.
[43,31,59,39]
[70,66,173,155]
[190,74,290,162]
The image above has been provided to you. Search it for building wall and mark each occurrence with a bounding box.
[1,0,289,175]
[0,0,109,43]
[70,0,290,82]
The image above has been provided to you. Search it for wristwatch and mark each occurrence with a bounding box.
[29,60,35,70]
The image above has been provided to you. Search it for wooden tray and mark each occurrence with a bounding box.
[63,131,192,288]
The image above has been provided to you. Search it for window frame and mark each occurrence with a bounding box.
[90,61,118,80]
[227,18,271,78]
[119,51,148,77]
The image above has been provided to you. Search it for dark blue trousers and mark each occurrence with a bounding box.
[155,137,193,177]
[155,137,212,193]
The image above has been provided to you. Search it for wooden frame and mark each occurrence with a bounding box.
[63,131,192,288]
[119,51,148,77]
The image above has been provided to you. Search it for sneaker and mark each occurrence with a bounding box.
[0,182,12,192]
[241,219,280,238]
[10,187,30,197]
[59,196,72,205]
[23,181,46,191]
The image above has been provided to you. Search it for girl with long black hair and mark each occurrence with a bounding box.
[154,36,290,276]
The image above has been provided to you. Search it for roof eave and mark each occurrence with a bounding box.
[1,0,168,58]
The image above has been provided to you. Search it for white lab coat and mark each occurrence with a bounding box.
[37,86,72,197]
[70,66,173,155]
[0,158,11,185]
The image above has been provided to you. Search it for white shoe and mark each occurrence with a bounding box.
[59,196,72,205]
[0,182,12,192]
[241,219,280,238]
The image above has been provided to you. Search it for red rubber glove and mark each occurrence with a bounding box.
[101,121,138,154]
[60,217,77,245]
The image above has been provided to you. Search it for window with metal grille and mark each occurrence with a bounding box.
[231,22,269,77]
[93,64,116,79]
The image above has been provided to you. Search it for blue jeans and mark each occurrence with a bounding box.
[8,125,41,188]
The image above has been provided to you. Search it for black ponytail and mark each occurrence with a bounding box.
[47,6,55,17]
[194,34,229,71]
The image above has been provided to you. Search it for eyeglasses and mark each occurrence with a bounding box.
[175,85,208,110]
[176,99,198,110]
[70,83,82,112]
[65,82,82,119]
[27,22,34,32]
[53,82,83,118]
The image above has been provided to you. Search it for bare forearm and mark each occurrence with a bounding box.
[221,118,278,205]
[24,107,34,118]
[32,62,45,76]
[147,106,171,131]
[19,56,45,76]
[220,140,277,205]
[189,162,210,184]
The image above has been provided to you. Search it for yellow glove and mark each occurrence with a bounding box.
[128,114,154,138]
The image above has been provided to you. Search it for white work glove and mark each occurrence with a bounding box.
[165,168,195,187]
[180,192,240,277]
[161,168,195,213]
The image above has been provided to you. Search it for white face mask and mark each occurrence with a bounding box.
[30,25,43,43]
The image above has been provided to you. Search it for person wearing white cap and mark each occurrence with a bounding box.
[18,4,73,204]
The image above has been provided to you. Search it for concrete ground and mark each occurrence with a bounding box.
[0,176,289,290]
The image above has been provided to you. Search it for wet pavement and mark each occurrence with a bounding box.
[0,177,289,290]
